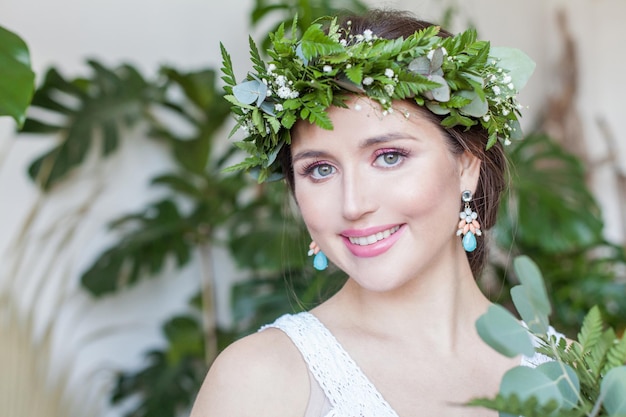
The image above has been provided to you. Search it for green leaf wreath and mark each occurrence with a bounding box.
[220,15,535,182]
[472,256,626,417]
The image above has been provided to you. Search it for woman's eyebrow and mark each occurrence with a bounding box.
[291,150,329,164]
[360,132,418,149]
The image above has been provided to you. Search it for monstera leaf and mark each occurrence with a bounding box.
[21,60,162,190]
[81,199,194,296]
[0,25,35,127]
[153,67,231,174]
[496,133,604,254]
[111,315,207,417]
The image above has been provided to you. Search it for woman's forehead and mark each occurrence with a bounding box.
[291,97,441,146]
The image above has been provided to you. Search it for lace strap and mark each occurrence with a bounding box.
[261,312,398,416]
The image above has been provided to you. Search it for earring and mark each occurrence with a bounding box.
[456,190,482,253]
[307,241,328,271]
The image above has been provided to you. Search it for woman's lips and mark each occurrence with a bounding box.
[341,224,404,257]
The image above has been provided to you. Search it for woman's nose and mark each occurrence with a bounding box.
[341,170,377,221]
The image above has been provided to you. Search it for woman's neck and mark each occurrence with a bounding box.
[315,254,491,354]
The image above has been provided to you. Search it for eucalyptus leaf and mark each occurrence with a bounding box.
[511,285,550,335]
[425,101,451,115]
[512,256,552,334]
[476,304,535,358]
[428,75,450,102]
[536,362,580,409]
[490,46,536,90]
[408,56,430,75]
[429,48,444,71]
[458,90,488,117]
[500,366,564,408]
[233,79,267,106]
[601,366,626,416]
[508,119,523,141]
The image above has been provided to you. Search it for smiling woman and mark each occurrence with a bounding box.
[191,7,538,417]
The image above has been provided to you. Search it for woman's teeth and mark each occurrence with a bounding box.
[348,226,400,246]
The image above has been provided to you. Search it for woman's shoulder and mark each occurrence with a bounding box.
[190,322,309,417]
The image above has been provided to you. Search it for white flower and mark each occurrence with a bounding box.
[384,84,395,95]
[275,103,283,111]
[267,63,276,73]
[323,65,332,73]
[340,39,347,46]
[346,64,352,69]
[483,114,491,122]
[507,82,515,90]
[275,75,287,86]
[354,104,362,111]
[277,86,293,99]
[492,85,501,95]
[363,77,374,86]
[504,139,512,146]
[363,29,373,41]
[384,68,394,78]
[502,75,511,83]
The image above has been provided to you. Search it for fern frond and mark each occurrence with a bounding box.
[602,330,626,375]
[249,37,266,76]
[577,306,604,357]
[220,42,236,88]
[300,24,344,60]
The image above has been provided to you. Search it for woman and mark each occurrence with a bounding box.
[191,8,537,417]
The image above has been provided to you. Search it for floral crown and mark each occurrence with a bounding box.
[220,16,535,182]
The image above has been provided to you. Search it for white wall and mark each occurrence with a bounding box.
[1,0,624,416]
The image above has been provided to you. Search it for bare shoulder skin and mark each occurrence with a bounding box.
[189,327,309,417]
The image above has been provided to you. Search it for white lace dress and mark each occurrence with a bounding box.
[261,312,553,417]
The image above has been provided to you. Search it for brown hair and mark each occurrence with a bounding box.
[279,9,508,277]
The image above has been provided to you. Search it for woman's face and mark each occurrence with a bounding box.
[291,98,480,292]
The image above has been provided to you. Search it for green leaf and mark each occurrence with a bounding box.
[535,362,581,409]
[476,304,535,358]
[299,23,344,60]
[458,90,488,117]
[0,25,36,127]
[601,366,626,416]
[511,255,552,334]
[577,306,604,359]
[22,60,159,190]
[500,366,564,408]
[490,46,536,90]
[80,200,193,296]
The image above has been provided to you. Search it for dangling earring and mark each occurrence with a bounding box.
[307,241,328,271]
[456,190,482,253]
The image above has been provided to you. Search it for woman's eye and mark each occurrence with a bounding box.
[375,151,404,167]
[310,164,335,179]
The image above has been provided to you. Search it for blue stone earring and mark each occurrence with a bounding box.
[308,241,328,271]
[456,190,482,253]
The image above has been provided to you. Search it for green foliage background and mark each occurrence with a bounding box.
[3,0,624,416]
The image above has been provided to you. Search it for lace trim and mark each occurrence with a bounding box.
[261,312,399,417]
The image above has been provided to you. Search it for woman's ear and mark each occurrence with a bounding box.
[458,150,481,193]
